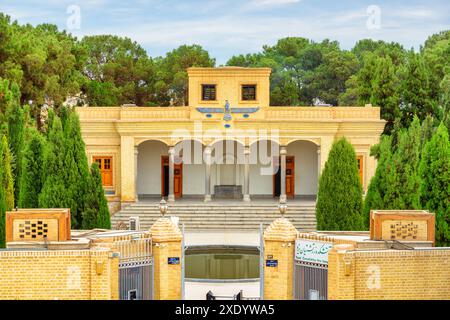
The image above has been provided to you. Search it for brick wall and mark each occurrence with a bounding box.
[328,246,450,300]
[0,249,119,300]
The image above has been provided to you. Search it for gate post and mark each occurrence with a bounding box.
[150,218,183,300]
[327,244,356,300]
[263,217,297,300]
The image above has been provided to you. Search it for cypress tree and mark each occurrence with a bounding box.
[1,135,14,211]
[419,123,450,246]
[0,134,14,248]
[83,163,111,230]
[38,115,68,214]
[362,135,393,227]
[6,95,25,205]
[316,138,364,230]
[384,116,422,209]
[18,128,45,208]
[63,110,91,229]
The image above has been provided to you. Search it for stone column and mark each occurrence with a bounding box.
[204,146,212,202]
[263,217,298,300]
[280,146,287,202]
[317,146,321,185]
[168,146,175,202]
[150,218,183,300]
[120,135,136,203]
[134,146,139,202]
[243,146,251,202]
[319,136,333,174]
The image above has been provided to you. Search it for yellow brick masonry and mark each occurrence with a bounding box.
[150,217,182,300]
[0,249,119,300]
[263,217,298,300]
[328,245,450,300]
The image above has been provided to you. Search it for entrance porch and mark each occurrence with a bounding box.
[136,139,319,203]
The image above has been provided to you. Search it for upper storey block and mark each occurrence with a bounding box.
[187,67,272,108]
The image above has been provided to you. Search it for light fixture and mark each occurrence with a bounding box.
[159,198,168,217]
[278,198,287,217]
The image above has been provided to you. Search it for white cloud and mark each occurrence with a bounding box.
[250,0,301,5]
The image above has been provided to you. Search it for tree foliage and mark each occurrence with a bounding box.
[83,163,111,230]
[18,128,45,208]
[316,138,364,230]
[419,123,450,246]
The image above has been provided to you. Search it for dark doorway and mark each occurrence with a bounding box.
[273,167,281,197]
[272,156,295,198]
[161,155,182,198]
[162,165,169,197]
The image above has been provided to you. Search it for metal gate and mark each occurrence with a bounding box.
[117,238,153,300]
[293,239,332,300]
[293,262,327,300]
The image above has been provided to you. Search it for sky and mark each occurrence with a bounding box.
[1,0,449,65]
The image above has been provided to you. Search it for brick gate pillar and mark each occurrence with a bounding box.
[263,217,298,300]
[150,218,182,300]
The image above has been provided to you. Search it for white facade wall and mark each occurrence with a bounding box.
[137,140,167,195]
[287,141,319,195]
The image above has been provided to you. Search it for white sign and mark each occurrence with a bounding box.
[295,240,333,265]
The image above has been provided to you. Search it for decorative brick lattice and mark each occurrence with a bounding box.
[18,220,49,240]
[12,219,58,241]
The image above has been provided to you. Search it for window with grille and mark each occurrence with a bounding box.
[242,85,257,101]
[202,84,216,101]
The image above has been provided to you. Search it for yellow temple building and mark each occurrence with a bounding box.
[76,67,386,209]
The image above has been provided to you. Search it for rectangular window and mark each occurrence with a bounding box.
[357,155,364,186]
[202,84,216,101]
[242,85,257,101]
[93,156,113,187]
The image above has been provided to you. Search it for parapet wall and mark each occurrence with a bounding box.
[0,249,119,300]
[328,246,450,300]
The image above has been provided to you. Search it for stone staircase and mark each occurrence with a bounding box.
[111,202,317,231]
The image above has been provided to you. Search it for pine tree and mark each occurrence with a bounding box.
[83,163,111,230]
[38,115,68,214]
[419,123,450,246]
[363,135,393,227]
[316,138,364,230]
[400,51,433,126]
[370,56,400,134]
[18,128,45,208]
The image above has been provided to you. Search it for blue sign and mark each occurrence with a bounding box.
[266,259,278,267]
[168,257,180,265]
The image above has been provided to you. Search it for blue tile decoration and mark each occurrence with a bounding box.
[243,114,250,118]
[196,107,259,114]
[224,124,231,129]
[206,113,212,118]
[231,107,259,113]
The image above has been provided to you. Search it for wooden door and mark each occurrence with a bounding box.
[286,156,295,199]
[93,156,113,187]
[161,156,183,198]
[357,155,364,187]
[273,156,295,198]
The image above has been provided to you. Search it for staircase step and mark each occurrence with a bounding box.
[111,202,317,231]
